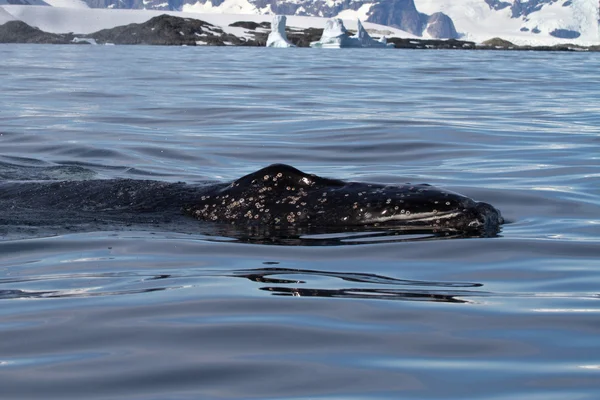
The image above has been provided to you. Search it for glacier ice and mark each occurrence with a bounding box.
[310,18,394,48]
[266,15,296,48]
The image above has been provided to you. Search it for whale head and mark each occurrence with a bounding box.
[184,164,503,235]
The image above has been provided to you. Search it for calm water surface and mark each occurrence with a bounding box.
[1,45,599,399]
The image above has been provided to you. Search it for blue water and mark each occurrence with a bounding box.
[1,45,599,399]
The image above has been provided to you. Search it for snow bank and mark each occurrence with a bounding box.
[266,15,295,47]
[0,6,16,25]
[183,0,259,15]
[415,0,599,46]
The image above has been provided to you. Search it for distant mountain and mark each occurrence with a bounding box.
[0,0,48,5]
[2,0,598,43]
[415,0,598,43]
[79,0,459,38]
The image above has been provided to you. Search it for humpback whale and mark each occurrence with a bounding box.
[0,164,503,240]
[184,164,503,233]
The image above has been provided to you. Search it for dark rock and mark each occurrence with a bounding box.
[89,14,227,45]
[550,28,581,39]
[520,27,529,32]
[369,0,423,36]
[532,27,541,34]
[511,0,559,18]
[286,27,323,47]
[386,37,476,49]
[229,21,261,30]
[426,12,458,39]
[481,37,515,47]
[484,0,511,10]
[0,20,74,44]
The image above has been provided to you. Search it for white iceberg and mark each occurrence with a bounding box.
[266,15,296,48]
[352,19,395,48]
[310,18,394,48]
[310,18,356,48]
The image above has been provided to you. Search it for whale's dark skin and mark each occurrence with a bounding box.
[183,164,503,233]
[0,164,503,240]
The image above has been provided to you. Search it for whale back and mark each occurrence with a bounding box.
[184,164,503,232]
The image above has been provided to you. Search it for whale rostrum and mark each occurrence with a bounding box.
[184,164,503,233]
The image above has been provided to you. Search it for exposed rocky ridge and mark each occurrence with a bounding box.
[484,0,563,17]
[0,15,598,51]
[425,12,458,39]
[79,0,459,39]
[88,14,252,45]
[0,20,74,43]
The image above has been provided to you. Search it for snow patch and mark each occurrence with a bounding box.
[335,3,374,22]
[0,6,16,25]
[415,0,599,45]
[183,0,258,15]
[43,0,88,8]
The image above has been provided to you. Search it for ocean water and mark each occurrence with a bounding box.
[1,45,599,399]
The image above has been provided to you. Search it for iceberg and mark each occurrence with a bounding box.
[310,18,394,48]
[310,18,356,48]
[266,15,296,48]
[352,19,394,48]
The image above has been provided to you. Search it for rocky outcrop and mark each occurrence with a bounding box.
[0,20,74,44]
[229,21,268,31]
[481,37,515,47]
[484,0,511,11]
[369,0,423,36]
[550,29,581,39]
[425,12,458,39]
[88,14,249,45]
[510,0,560,18]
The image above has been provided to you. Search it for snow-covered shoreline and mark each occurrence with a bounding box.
[2,2,598,46]
[1,5,409,39]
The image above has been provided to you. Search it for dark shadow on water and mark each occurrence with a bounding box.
[235,267,487,303]
[205,224,502,246]
[260,287,475,303]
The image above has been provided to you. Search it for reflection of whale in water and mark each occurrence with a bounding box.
[0,266,486,304]
[0,163,503,241]
[2,265,595,303]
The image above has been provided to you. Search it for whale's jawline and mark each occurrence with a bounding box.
[184,164,503,235]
